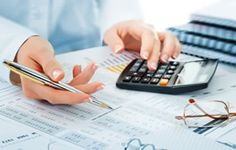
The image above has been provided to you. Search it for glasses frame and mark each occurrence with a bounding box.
[124,138,166,150]
[176,98,236,128]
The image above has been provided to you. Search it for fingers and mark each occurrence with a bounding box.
[103,20,182,71]
[43,58,65,81]
[35,85,91,105]
[21,77,90,105]
[21,76,104,105]
[74,82,104,94]
[173,37,182,59]
[104,28,125,53]
[140,30,161,70]
[70,63,97,85]
[147,40,161,70]
[73,64,82,78]
[158,32,182,62]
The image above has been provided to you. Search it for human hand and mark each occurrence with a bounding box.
[14,36,103,104]
[104,20,181,70]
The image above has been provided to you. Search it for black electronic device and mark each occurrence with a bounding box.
[116,59,218,94]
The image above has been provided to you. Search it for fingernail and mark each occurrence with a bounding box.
[84,97,92,102]
[141,51,149,59]
[149,62,157,70]
[114,44,123,53]
[96,84,105,91]
[161,54,169,63]
[91,63,98,70]
[172,54,178,59]
[52,69,62,80]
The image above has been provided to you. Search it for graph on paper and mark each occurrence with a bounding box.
[99,51,139,74]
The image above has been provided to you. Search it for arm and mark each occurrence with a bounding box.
[0,16,36,83]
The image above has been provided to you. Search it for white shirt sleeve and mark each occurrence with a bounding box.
[0,16,37,83]
[98,0,143,39]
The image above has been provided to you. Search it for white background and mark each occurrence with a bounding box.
[139,0,220,30]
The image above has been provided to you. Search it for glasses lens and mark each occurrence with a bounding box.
[125,139,141,150]
[184,101,229,127]
[141,144,156,150]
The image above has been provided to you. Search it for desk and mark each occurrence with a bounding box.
[219,63,236,74]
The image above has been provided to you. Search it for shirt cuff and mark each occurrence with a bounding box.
[0,33,37,83]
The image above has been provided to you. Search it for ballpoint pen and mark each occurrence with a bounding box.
[3,59,113,110]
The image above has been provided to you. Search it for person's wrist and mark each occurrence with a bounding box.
[9,35,39,85]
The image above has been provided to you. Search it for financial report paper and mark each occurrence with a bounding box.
[0,46,234,150]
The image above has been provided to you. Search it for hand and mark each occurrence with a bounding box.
[104,20,181,70]
[14,36,103,104]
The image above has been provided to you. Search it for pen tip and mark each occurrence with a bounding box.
[108,106,113,110]
[100,103,113,110]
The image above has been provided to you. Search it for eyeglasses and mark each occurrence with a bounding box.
[175,98,236,128]
[123,138,167,150]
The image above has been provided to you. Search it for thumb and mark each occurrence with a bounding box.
[42,57,64,81]
[32,50,65,81]
[104,30,125,53]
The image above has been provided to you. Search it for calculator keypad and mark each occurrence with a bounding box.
[117,58,219,94]
[122,59,179,86]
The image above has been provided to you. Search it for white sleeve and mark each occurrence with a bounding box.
[0,16,37,83]
[98,0,143,38]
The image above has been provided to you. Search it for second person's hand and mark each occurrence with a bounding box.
[14,36,104,104]
[104,20,181,70]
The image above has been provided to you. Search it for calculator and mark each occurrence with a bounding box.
[116,58,218,94]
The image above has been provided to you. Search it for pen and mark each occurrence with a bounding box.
[3,59,113,110]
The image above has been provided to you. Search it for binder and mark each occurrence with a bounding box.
[181,44,236,65]
[169,27,236,55]
[169,23,236,42]
[168,0,236,65]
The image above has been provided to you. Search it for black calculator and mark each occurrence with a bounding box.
[116,59,218,94]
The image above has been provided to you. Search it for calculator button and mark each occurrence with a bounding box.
[147,70,156,74]
[170,61,179,66]
[166,70,174,74]
[123,76,132,82]
[133,62,142,67]
[159,64,168,69]
[153,73,162,78]
[144,73,153,77]
[169,66,177,70]
[129,66,139,72]
[131,72,144,77]
[132,77,141,83]
[162,74,172,79]
[139,61,147,69]
[138,67,147,73]
[150,78,159,84]
[141,77,151,83]
[156,69,166,74]
[141,63,148,68]
[136,59,144,63]
[159,79,169,86]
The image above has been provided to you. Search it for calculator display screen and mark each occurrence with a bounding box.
[174,61,209,85]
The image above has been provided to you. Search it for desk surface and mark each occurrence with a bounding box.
[219,63,236,73]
